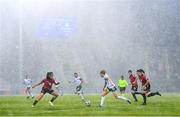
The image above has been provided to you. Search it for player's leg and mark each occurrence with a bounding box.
[147,91,161,97]
[50,91,59,102]
[49,90,59,106]
[76,85,85,101]
[143,87,161,104]
[140,90,148,105]
[99,90,109,107]
[121,87,126,96]
[141,84,151,105]
[131,86,138,102]
[141,92,147,105]
[141,85,161,105]
[79,90,85,102]
[131,92,138,102]
[75,86,79,94]
[25,87,30,98]
[27,87,34,98]
[32,93,45,107]
[112,92,131,104]
[110,86,131,104]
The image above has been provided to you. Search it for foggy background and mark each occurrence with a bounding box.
[0,0,179,95]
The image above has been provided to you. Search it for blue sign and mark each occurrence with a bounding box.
[37,17,77,38]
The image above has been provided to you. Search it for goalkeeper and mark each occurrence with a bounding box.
[118,75,128,96]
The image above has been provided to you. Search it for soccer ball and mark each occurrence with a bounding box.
[85,100,91,107]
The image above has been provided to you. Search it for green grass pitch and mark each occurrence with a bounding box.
[0,93,180,116]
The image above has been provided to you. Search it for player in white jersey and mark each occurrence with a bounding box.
[69,73,90,106]
[23,75,34,98]
[98,70,131,107]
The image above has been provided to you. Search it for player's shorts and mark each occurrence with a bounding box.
[131,85,138,91]
[76,85,82,92]
[26,85,31,89]
[41,87,54,94]
[142,84,151,92]
[26,87,31,89]
[107,86,117,92]
[119,87,126,92]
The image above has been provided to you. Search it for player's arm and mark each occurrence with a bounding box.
[54,79,60,85]
[55,82,60,85]
[103,79,108,91]
[68,79,75,83]
[107,77,115,86]
[142,79,150,89]
[132,76,137,85]
[32,80,43,88]
[80,78,83,86]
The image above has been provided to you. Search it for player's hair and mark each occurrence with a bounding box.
[46,72,50,79]
[100,70,106,75]
[139,69,145,73]
[128,70,132,73]
[136,69,140,72]
[46,72,53,79]
[74,73,78,74]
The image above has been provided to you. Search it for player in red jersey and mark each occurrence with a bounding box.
[32,72,60,107]
[137,69,161,105]
[128,70,138,102]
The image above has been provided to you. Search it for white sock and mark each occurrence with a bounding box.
[27,92,29,96]
[117,96,129,101]
[100,96,105,106]
[29,90,33,97]
[79,93,84,100]
[30,92,33,97]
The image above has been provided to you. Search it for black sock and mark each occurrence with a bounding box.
[142,94,146,104]
[147,92,158,97]
[33,100,38,106]
[50,96,58,102]
[132,93,138,101]
[134,91,142,95]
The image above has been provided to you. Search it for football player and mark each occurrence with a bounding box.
[32,72,60,107]
[99,70,131,107]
